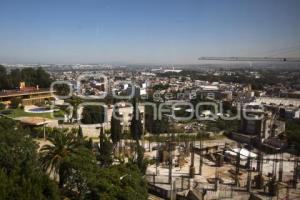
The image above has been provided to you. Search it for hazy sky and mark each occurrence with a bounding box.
[0,0,299,64]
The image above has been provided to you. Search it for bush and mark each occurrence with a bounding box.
[0,103,6,110]
[10,97,22,109]
[0,109,12,115]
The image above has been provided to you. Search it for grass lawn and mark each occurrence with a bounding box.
[3,108,65,119]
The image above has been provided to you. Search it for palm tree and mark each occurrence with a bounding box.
[66,96,83,122]
[40,131,80,188]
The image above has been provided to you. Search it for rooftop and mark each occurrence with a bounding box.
[15,116,54,126]
[0,88,52,98]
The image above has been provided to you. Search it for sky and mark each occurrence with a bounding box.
[0,0,300,64]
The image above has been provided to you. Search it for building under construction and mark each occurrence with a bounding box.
[145,137,299,200]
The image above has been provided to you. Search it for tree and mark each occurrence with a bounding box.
[0,103,5,110]
[35,67,52,88]
[0,65,8,90]
[130,98,143,141]
[10,97,22,108]
[39,126,103,199]
[0,118,148,199]
[54,82,71,97]
[78,126,84,139]
[10,68,22,88]
[40,131,82,188]
[81,105,105,124]
[97,137,113,167]
[130,98,146,173]
[66,96,83,121]
[0,118,59,200]
[286,121,300,154]
[21,67,37,86]
[0,66,52,90]
[136,144,148,174]
[145,102,169,134]
[110,105,122,149]
[87,163,148,200]
[60,146,98,199]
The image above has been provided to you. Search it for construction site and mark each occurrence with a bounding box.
[144,136,300,200]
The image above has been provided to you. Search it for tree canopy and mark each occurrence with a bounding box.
[81,105,105,124]
[130,98,143,141]
[0,65,52,90]
[0,118,59,200]
[0,116,148,200]
[111,105,122,145]
[285,121,300,154]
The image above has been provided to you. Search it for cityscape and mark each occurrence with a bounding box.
[0,1,300,200]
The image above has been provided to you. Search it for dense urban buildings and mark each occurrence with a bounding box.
[1,64,300,200]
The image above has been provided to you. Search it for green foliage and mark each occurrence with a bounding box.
[0,117,19,131]
[35,67,52,88]
[144,103,169,134]
[285,121,300,154]
[81,105,105,124]
[60,146,98,199]
[0,118,59,200]
[0,117,148,199]
[0,66,52,90]
[110,106,122,145]
[0,169,59,200]
[0,65,9,90]
[10,97,22,108]
[0,103,6,110]
[97,137,113,167]
[38,126,147,199]
[78,126,83,139]
[129,98,146,173]
[54,83,71,96]
[87,163,148,200]
[0,109,12,115]
[39,131,83,188]
[135,144,148,174]
[3,108,53,119]
[130,98,143,140]
[152,83,169,91]
[63,96,83,121]
[9,68,22,88]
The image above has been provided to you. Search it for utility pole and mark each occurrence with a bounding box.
[168,140,172,184]
[256,130,264,189]
[181,176,184,190]
[198,126,203,175]
[247,156,252,192]
[235,149,241,187]
[156,149,159,175]
[293,157,298,189]
[190,142,195,178]
[167,116,173,184]
[272,152,277,181]
[168,115,175,185]
[278,153,283,182]
[215,164,219,191]
[171,179,176,200]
